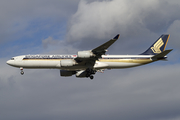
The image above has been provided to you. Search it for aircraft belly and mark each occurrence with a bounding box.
[60,66,87,71]
[98,59,152,69]
[104,62,142,68]
[94,61,108,69]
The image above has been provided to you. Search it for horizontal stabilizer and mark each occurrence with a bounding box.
[151,49,173,60]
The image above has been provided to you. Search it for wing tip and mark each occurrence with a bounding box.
[113,34,120,40]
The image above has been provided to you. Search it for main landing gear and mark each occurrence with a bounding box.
[20,67,24,75]
[89,75,94,80]
[86,68,95,80]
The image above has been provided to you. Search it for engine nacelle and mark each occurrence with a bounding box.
[77,51,94,58]
[60,70,76,77]
[60,59,76,67]
[76,70,87,78]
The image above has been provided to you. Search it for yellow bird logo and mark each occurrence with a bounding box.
[151,38,164,53]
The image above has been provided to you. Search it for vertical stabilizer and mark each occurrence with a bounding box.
[141,34,170,55]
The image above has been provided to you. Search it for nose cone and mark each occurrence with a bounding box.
[6,60,10,65]
[6,60,14,66]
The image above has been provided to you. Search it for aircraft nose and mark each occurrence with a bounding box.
[6,60,10,65]
[6,60,13,65]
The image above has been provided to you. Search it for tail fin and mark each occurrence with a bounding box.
[141,34,170,55]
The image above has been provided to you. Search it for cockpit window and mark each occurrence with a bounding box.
[11,58,14,60]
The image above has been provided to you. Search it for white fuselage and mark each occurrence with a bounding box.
[6,54,154,70]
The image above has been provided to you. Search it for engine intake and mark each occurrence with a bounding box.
[77,51,95,58]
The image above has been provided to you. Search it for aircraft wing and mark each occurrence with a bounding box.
[75,34,120,67]
[92,34,120,58]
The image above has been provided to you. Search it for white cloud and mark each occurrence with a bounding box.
[67,0,159,42]
[66,0,180,54]
[42,37,59,49]
[41,36,79,55]
[167,20,180,49]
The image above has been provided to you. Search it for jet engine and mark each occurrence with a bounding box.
[60,59,76,67]
[77,51,95,58]
[60,70,76,77]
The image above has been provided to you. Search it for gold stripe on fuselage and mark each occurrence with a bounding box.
[23,58,152,64]
[99,59,152,63]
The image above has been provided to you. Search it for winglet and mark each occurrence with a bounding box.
[113,34,120,40]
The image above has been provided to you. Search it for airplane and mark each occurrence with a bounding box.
[6,34,172,79]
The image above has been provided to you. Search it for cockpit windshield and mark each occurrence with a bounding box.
[11,58,14,60]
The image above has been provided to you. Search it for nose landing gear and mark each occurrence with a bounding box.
[20,67,24,75]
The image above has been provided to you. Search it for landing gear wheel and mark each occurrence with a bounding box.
[90,76,94,80]
[21,71,24,75]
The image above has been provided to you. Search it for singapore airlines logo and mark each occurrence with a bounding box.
[151,38,164,53]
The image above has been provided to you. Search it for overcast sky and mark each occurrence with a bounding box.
[0,0,180,120]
